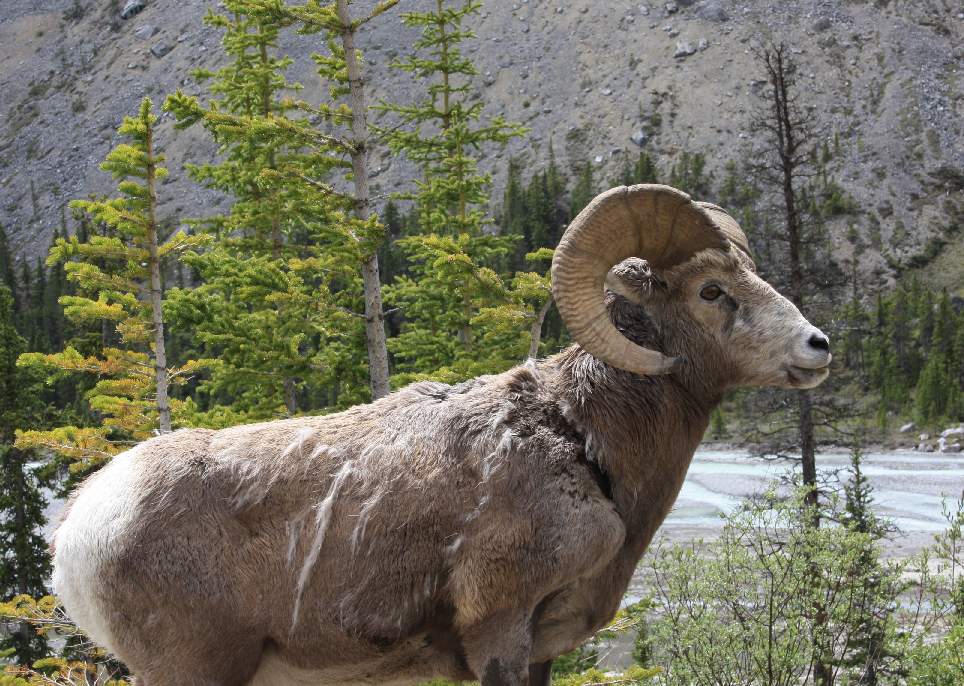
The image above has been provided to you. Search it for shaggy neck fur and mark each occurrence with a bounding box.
[547,292,728,556]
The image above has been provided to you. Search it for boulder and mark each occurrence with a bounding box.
[674,41,697,58]
[134,24,157,39]
[943,443,962,453]
[664,3,679,15]
[919,433,930,442]
[697,1,729,22]
[698,38,709,51]
[940,426,964,440]
[899,422,917,434]
[812,17,832,32]
[121,0,145,20]
[151,42,173,58]
[630,130,648,146]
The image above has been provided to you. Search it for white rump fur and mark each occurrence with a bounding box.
[52,448,146,653]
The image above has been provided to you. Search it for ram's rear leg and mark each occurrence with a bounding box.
[462,609,534,686]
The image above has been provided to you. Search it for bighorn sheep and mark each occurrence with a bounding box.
[53,185,831,686]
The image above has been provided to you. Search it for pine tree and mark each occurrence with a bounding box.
[164,1,367,420]
[915,347,949,426]
[0,226,16,307]
[614,150,659,187]
[203,0,398,400]
[840,447,893,685]
[668,150,711,197]
[377,0,533,378]
[0,284,51,664]
[569,162,596,218]
[379,0,525,235]
[16,98,205,471]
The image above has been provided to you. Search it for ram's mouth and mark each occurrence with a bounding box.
[786,364,831,388]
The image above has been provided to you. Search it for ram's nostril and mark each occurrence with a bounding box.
[808,334,830,352]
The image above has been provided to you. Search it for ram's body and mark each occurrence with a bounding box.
[55,343,704,685]
[53,186,832,686]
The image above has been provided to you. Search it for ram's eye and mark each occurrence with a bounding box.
[700,285,723,301]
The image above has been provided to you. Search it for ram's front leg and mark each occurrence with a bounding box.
[461,609,534,686]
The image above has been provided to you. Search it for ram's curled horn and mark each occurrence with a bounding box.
[551,184,732,376]
[696,201,756,269]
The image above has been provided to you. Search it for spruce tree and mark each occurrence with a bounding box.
[165,1,368,419]
[16,98,205,471]
[840,447,893,685]
[569,162,596,218]
[0,227,16,307]
[380,0,525,235]
[377,0,534,379]
[0,284,51,664]
[197,0,398,400]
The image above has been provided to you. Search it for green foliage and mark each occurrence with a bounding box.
[379,0,526,235]
[844,283,964,428]
[648,485,910,686]
[0,286,50,664]
[905,620,964,686]
[614,151,659,187]
[667,151,711,198]
[164,2,370,420]
[15,99,206,470]
[376,0,539,382]
[569,163,596,218]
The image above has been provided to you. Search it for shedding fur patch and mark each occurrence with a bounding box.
[349,491,382,554]
[290,461,353,634]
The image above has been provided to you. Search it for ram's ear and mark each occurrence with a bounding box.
[604,257,662,307]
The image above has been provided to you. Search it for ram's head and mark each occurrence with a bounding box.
[552,185,831,390]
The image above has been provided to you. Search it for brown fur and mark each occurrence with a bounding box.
[52,250,829,686]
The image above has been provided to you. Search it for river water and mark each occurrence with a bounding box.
[660,449,963,553]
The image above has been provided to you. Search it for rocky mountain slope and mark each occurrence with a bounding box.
[1,0,961,290]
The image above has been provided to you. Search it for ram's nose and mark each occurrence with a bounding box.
[796,326,832,368]
[808,332,830,353]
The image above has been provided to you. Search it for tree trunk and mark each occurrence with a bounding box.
[764,44,830,686]
[283,377,298,416]
[336,0,391,400]
[145,120,171,433]
[528,297,553,359]
[767,45,818,513]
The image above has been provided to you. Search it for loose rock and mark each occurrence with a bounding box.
[134,24,157,39]
[940,426,964,440]
[812,17,832,32]
[121,0,145,20]
[697,1,729,22]
[674,41,697,58]
[664,3,679,15]
[151,42,173,58]
[630,130,648,146]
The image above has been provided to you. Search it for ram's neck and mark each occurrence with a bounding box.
[548,347,717,554]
